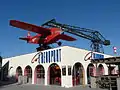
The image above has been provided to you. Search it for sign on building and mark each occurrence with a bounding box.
[31,49,61,63]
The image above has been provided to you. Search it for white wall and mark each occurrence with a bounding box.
[60,46,112,87]
[2,46,113,88]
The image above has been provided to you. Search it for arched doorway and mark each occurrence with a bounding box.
[72,62,84,86]
[24,65,32,84]
[87,64,95,84]
[98,64,104,76]
[48,63,61,85]
[16,66,22,81]
[34,65,45,85]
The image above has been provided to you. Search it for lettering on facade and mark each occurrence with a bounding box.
[93,53,104,59]
[84,51,104,61]
[31,49,61,63]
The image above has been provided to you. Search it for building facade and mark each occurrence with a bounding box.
[2,46,113,88]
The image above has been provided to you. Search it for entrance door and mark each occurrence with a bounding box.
[98,64,104,76]
[24,66,32,84]
[16,66,22,81]
[87,64,95,84]
[72,62,84,86]
[34,65,45,85]
[48,63,61,85]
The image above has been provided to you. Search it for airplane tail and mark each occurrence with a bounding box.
[19,37,29,41]
[27,32,31,38]
[19,37,29,43]
[19,32,31,42]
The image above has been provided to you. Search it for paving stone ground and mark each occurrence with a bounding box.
[0,84,107,90]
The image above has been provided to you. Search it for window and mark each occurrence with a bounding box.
[62,66,66,76]
[68,66,72,75]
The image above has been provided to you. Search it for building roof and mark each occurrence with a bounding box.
[91,56,120,64]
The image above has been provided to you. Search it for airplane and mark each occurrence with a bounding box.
[9,20,76,50]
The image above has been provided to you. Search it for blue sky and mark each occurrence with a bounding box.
[0,0,120,58]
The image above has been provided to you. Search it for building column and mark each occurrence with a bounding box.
[45,67,48,85]
[84,66,88,85]
[103,64,108,75]
[32,68,35,84]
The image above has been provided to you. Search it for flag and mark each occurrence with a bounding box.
[113,46,117,54]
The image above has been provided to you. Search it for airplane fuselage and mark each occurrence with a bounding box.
[28,28,62,45]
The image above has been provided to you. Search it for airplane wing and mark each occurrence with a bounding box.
[10,20,51,36]
[59,34,76,41]
[45,33,76,44]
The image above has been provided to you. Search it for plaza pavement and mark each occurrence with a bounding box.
[0,84,107,90]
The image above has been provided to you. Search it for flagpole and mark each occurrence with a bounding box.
[113,46,117,56]
[113,46,119,75]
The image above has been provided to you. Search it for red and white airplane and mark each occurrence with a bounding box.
[10,20,76,49]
